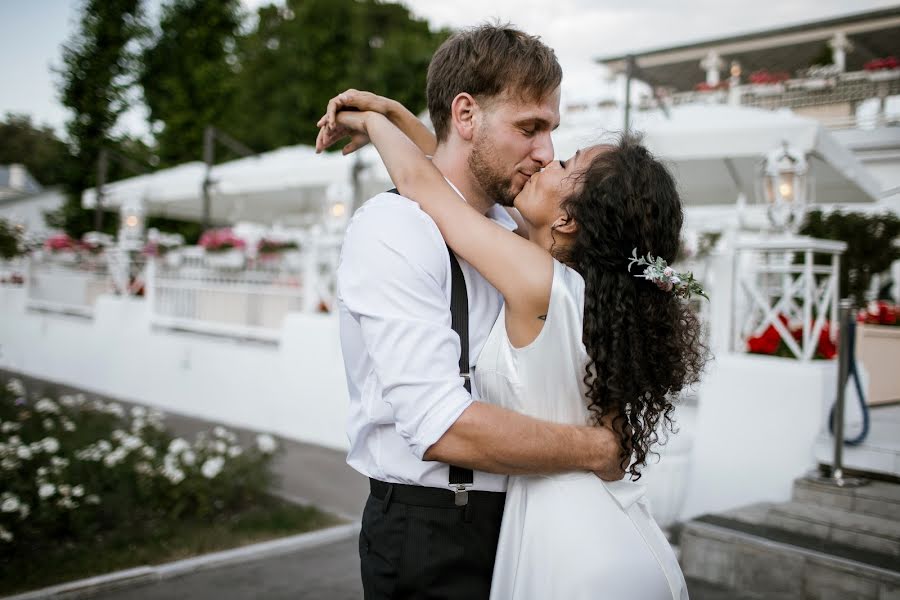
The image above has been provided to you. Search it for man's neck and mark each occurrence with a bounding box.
[431,143,495,216]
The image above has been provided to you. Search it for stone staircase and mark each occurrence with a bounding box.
[681,477,900,599]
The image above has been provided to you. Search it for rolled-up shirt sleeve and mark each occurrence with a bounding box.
[337,197,472,459]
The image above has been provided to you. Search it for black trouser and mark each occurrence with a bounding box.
[359,479,506,600]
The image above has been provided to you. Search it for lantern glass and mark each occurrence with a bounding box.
[758,144,809,233]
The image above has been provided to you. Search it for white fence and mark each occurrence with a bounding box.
[24,254,113,317]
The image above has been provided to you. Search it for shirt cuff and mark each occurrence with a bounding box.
[407,389,474,460]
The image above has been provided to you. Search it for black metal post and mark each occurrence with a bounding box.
[95,148,109,232]
[624,55,634,134]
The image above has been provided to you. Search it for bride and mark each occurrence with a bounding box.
[317,91,707,600]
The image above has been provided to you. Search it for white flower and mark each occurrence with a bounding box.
[57,496,77,509]
[131,418,146,432]
[663,266,675,277]
[39,483,56,499]
[97,440,112,453]
[60,394,77,407]
[122,435,142,451]
[0,526,12,542]
[85,494,100,505]
[37,466,48,477]
[141,446,156,459]
[58,484,71,496]
[131,406,146,419]
[16,446,32,460]
[51,456,69,469]
[42,437,60,454]
[213,426,227,438]
[168,438,190,455]
[135,462,154,475]
[1,496,20,513]
[256,434,277,454]
[181,450,196,466]
[18,504,29,519]
[227,445,243,458]
[106,403,125,418]
[9,436,20,445]
[214,440,227,454]
[0,459,18,470]
[42,418,55,430]
[201,456,225,479]
[111,430,126,441]
[6,378,25,396]
[62,419,76,432]
[35,398,60,414]
[164,467,185,485]
[1,422,20,433]
[71,485,84,498]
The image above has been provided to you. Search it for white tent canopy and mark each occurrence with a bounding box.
[84,104,880,227]
[83,144,391,225]
[552,104,882,208]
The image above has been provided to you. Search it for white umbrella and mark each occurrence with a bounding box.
[552,104,882,207]
[83,144,392,224]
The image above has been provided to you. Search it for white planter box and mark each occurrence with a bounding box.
[867,69,900,82]
[205,248,245,270]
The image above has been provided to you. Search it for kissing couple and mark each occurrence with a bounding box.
[318,23,707,600]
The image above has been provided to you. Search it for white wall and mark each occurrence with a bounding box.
[0,286,351,451]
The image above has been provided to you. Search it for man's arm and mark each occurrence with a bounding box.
[424,402,626,480]
[339,199,625,481]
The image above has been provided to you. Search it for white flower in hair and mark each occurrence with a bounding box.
[627,248,708,301]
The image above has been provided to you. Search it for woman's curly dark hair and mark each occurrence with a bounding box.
[556,133,709,479]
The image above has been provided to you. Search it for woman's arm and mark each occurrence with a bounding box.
[316,89,437,156]
[334,110,553,320]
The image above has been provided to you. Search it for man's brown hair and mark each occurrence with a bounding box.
[426,24,562,142]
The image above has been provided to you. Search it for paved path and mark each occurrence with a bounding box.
[88,538,363,600]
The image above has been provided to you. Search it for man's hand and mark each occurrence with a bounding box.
[589,424,628,481]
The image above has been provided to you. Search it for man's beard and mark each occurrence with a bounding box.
[468,135,517,207]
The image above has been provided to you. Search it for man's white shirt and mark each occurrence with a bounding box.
[337,185,514,492]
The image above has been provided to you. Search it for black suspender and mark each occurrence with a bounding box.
[386,189,474,505]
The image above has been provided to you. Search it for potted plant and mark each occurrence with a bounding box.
[198,228,246,269]
[856,301,900,404]
[43,233,80,265]
[256,238,300,264]
[864,56,900,82]
[746,314,837,360]
[748,70,789,95]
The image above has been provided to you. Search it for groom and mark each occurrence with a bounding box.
[336,24,624,599]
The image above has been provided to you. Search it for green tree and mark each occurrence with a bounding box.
[0,114,71,187]
[52,0,146,238]
[228,0,448,152]
[140,0,243,166]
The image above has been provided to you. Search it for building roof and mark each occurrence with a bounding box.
[596,7,900,92]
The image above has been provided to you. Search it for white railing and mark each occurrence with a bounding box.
[25,254,114,317]
[731,235,847,361]
[147,236,342,342]
[648,69,900,130]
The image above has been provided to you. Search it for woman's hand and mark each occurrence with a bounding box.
[317,89,393,131]
[315,110,372,155]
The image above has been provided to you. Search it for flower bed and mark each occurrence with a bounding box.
[0,375,338,595]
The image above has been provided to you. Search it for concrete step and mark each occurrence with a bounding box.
[814,404,900,479]
[680,516,900,600]
[685,577,762,600]
[767,501,900,557]
[792,477,900,521]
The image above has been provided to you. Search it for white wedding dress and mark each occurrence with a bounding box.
[475,260,689,600]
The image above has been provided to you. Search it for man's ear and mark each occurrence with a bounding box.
[551,214,578,235]
[450,93,478,141]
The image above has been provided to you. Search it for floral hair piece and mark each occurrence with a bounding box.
[627,248,709,301]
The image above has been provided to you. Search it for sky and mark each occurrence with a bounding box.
[1,0,897,141]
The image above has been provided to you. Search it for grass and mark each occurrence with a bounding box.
[0,495,344,596]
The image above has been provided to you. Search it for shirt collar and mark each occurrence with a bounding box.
[443,177,518,232]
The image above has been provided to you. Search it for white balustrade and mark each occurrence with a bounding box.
[25,253,113,317]
[146,234,342,341]
[731,235,847,361]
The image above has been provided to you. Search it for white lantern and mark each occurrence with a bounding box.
[118,199,146,250]
[757,143,811,233]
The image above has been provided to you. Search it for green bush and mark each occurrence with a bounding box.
[0,375,278,552]
[799,209,900,306]
[0,219,23,260]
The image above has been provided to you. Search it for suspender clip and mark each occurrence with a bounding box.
[451,483,472,506]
